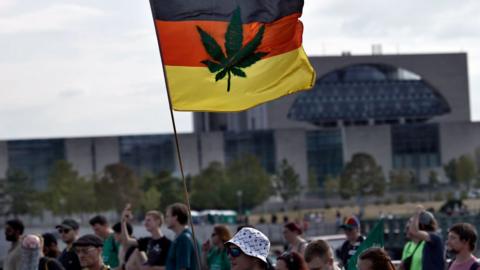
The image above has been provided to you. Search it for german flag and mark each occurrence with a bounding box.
[150,0,316,112]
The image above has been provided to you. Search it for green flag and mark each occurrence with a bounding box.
[346,219,384,270]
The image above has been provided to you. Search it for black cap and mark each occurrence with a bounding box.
[42,233,58,246]
[56,219,79,231]
[419,211,435,226]
[73,234,103,247]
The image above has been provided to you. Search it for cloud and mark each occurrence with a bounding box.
[0,4,104,34]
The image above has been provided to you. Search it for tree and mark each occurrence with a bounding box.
[4,169,40,216]
[95,163,142,213]
[141,171,184,212]
[0,178,9,215]
[456,154,476,189]
[324,175,339,196]
[141,187,162,212]
[339,153,386,199]
[42,160,94,215]
[389,169,414,191]
[428,170,440,187]
[191,162,229,209]
[272,159,301,203]
[444,159,458,185]
[307,169,320,195]
[224,155,272,210]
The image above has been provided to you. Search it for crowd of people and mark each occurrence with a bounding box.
[2,204,480,270]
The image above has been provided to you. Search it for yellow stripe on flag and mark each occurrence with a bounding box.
[166,47,315,112]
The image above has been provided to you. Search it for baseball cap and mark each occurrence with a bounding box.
[340,216,360,230]
[419,211,435,226]
[226,227,270,263]
[56,219,79,231]
[73,234,103,247]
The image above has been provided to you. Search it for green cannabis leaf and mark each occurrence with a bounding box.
[197,7,268,92]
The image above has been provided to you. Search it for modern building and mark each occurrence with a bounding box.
[0,53,478,190]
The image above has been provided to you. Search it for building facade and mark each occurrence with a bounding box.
[0,53,478,189]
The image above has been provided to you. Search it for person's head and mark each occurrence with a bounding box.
[42,233,59,256]
[112,222,133,243]
[357,248,395,270]
[211,225,231,246]
[89,215,110,239]
[22,234,42,249]
[276,251,308,270]
[447,223,477,255]
[165,203,189,229]
[417,211,438,232]
[283,223,303,243]
[56,219,79,244]
[143,210,163,233]
[340,216,360,242]
[226,227,270,270]
[304,240,336,270]
[73,234,104,269]
[5,219,24,242]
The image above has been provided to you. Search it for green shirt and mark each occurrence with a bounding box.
[207,247,230,270]
[401,241,425,270]
[102,234,120,268]
[166,229,201,270]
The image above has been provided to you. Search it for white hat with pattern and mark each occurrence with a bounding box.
[226,227,270,263]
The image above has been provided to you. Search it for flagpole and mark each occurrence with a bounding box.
[147,1,203,268]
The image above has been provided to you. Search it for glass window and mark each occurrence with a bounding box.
[306,129,344,187]
[391,124,441,169]
[224,131,276,173]
[119,135,175,177]
[8,139,65,189]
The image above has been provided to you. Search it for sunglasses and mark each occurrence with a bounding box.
[226,246,243,258]
[58,228,71,234]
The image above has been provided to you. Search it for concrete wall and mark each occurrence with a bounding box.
[177,134,200,176]
[274,129,308,186]
[65,138,94,177]
[440,122,480,163]
[198,132,225,168]
[0,142,7,179]
[343,125,393,175]
[93,137,120,173]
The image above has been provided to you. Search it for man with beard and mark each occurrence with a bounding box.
[3,219,24,270]
[447,223,479,270]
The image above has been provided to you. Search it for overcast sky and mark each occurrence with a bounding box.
[0,0,479,140]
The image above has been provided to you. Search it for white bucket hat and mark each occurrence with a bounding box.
[226,227,270,263]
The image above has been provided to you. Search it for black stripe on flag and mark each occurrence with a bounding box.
[151,0,304,23]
